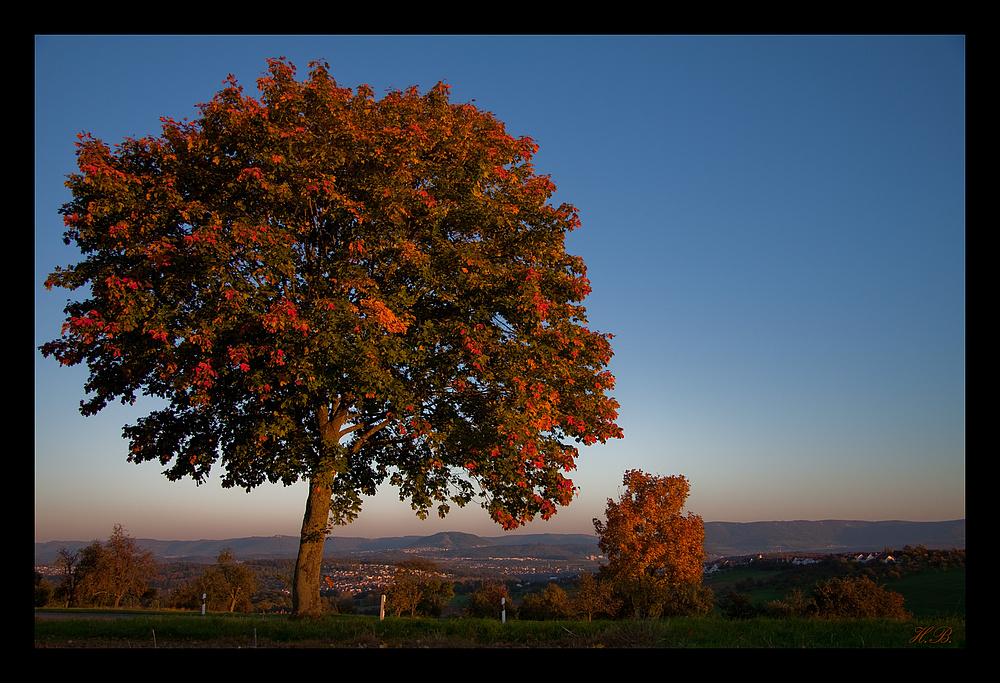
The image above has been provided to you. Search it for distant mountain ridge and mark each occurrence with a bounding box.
[34,519,964,565]
[702,519,965,556]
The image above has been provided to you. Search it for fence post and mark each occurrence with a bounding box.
[380,594,386,621]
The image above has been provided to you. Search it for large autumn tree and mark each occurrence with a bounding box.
[593,470,710,617]
[40,58,623,619]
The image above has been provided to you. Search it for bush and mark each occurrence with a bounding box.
[761,588,811,618]
[519,583,572,621]
[613,575,714,619]
[718,592,760,620]
[463,582,516,619]
[35,573,55,608]
[660,582,715,617]
[811,575,909,620]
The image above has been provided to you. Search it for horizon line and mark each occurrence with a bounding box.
[34,517,966,544]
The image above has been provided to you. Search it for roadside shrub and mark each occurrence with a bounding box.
[761,588,812,618]
[811,575,909,620]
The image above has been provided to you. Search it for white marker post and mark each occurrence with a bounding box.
[501,597,506,624]
[201,593,206,616]
[380,594,386,621]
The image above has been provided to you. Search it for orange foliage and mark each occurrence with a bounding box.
[594,470,706,587]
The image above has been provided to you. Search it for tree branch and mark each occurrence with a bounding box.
[347,418,392,453]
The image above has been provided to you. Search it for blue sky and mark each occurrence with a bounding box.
[34,35,965,543]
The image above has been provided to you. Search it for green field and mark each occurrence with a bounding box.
[34,609,964,648]
[884,569,966,619]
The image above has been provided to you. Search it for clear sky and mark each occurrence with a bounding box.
[34,35,965,543]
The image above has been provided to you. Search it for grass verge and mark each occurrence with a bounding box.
[34,610,965,648]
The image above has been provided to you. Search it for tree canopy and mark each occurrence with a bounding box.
[40,58,623,618]
[68,524,158,608]
[594,470,709,617]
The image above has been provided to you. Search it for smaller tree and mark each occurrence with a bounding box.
[103,524,159,608]
[52,546,82,607]
[206,548,259,612]
[385,559,454,617]
[463,582,515,620]
[74,525,158,607]
[173,548,259,612]
[594,470,707,618]
[519,583,572,621]
[570,572,620,621]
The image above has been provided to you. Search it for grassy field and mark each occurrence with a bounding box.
[884,570,965,619]
[34,610,964,648]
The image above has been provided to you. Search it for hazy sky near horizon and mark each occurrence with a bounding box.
[34,35,965,543]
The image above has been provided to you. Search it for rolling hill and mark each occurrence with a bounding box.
[34,519,964,565]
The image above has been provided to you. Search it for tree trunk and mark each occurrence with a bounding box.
[291,477,332,619]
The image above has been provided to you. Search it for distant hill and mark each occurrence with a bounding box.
[703,519,966,556]
[33,534,431,565]
[407,531,493,550]
[34,520,964,565]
